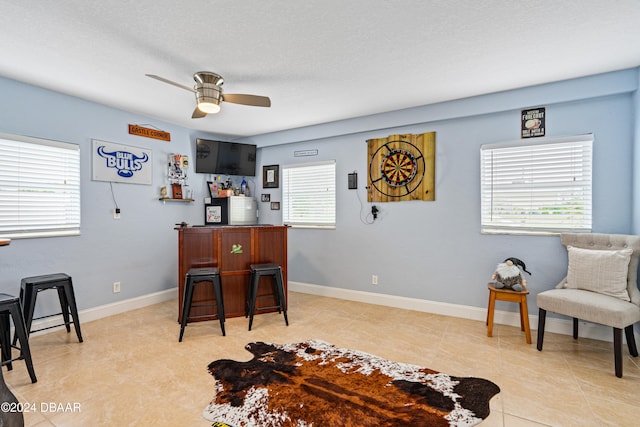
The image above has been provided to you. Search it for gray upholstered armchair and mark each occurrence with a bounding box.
[537,233,640,378]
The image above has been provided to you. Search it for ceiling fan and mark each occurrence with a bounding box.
[146,71,271,118]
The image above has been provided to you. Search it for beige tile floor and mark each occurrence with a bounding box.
[4,291,640,426]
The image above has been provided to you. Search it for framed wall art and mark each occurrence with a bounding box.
[205,204,226,225]
[263,165,279,188]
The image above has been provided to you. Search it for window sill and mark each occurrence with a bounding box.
[481,229,590,237]
[285,224,336,230]
[1,230,81,239]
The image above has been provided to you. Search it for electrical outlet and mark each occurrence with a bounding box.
[372,274,378,285]
[113,208,121,220]
[113,281,121,293]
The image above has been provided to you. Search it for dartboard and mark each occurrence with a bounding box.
[368,140,425,197]
[380,149,417,186]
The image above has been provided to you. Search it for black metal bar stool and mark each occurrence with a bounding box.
[0,293,37,383]
[179,267,225,341]
[247,263,289,331]
[0,363,24,426]
[16,273,83,343]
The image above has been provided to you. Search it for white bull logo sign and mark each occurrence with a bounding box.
[97,145,149,178]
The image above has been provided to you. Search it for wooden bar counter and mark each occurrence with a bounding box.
[176,225,288,322]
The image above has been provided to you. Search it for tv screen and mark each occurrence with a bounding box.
[195,139,257,176]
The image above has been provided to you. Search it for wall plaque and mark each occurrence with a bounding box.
[521,107,545,138]
[128,124,171,141]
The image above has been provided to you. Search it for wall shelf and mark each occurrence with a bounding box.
[159,198,194,203]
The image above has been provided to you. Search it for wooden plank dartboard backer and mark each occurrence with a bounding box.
[367,132,435,203]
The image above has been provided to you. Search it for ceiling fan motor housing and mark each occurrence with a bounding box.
[194,72,223,113]
[194,71,223,86]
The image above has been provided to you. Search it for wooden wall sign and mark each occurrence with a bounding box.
[128,124,171,141]
[367,132,435,203]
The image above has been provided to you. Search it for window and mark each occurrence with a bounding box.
[480,134,592,235]
[0,133,81,238]
[282,161,336,228]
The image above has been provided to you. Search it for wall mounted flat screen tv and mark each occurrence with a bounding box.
[195,138,257,176]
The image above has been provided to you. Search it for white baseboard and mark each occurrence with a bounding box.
[289,281,637,344]
[29,287,178,337]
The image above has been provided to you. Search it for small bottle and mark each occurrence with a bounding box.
[241,177,247,195]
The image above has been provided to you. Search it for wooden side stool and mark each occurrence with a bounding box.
[486,283,532,344]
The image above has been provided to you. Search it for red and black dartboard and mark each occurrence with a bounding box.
[368,140,425,197]
[380,149,417,187]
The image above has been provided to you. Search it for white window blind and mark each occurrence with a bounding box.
[282,161,336,228]
[0,133,81,238]
[480,135,592,235]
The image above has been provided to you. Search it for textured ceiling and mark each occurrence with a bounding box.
[1,1,639,138]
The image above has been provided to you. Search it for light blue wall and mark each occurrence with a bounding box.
[1,69,638,318]
[0,77,228,313]
[247,69,639,312]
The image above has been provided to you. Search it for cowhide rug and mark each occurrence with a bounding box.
[203,339,500,427]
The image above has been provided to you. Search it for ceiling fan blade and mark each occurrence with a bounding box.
[222,93,271,108]
[146,74,196,93]
[192,107,207,119]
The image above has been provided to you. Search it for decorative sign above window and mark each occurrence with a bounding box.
[367,132,435,203]
[294,149,318,157]
[92,139,152,185]
[521,107,545,138]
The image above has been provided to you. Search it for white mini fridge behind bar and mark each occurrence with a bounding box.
[204,196,258,225]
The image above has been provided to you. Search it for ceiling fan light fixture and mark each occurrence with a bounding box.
[198,101,221,114]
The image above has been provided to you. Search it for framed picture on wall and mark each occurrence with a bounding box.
[270,202,280,210]
[263,165,279,188]
[205,204,226,225]
[261,193,271,202]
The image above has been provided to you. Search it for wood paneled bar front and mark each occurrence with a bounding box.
[176,225,288,322]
